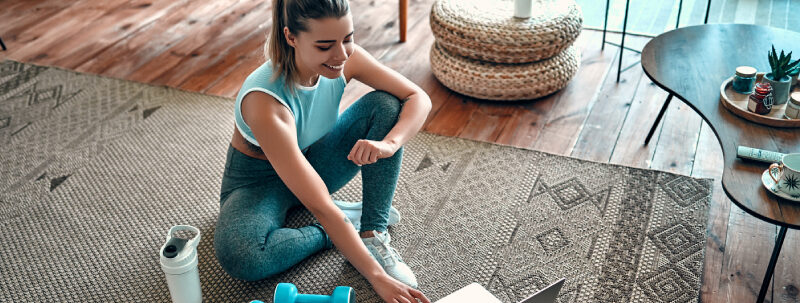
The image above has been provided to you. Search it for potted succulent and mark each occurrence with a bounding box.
[765,45,800,105]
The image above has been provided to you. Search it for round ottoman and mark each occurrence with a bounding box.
[430,41,580,101]
[429,0,583,101]
[430,0,582,63]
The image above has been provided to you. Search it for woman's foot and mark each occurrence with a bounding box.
[360,230,418,288]
[333,200,401,231]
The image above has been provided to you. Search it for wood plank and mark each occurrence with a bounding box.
[176,30,266,92]
[0,3,67,43]
[569,39,644,162]
[162,25,266,89]
[774,229,800,303]
[350,0,437,62]
[0,1,38,20]
[44,0,189,68]
[0,1,53,31]
[692,123,732,303]
[151,10,271,87]
[375,4,436,84]
[75,0,241,77]
[493,98,556,148]
[457,102,516,143]
[4,0,131,62]
[204,53,265,97]
[422,92,479,137]
[606,79,667,168]
[348,0,411,59]
[530,30,613,155]
[125,0,264,83]
[649,100,702,174]
[719,205,777,302]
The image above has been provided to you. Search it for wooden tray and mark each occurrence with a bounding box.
[720,73,800,127]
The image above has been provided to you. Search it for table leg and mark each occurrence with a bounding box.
[704,0,712,24]
[601,0,610,50]
[756,225,787,303]
[644,93,672,145]
[616,0,631,83]
[399,0,407,43]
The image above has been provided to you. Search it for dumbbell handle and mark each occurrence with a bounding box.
[295,294,333,303]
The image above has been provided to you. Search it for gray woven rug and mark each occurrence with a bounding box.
[0,60,712,303]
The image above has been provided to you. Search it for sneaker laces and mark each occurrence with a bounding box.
[373,232,401,267]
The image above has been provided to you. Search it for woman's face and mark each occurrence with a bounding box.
[285,14,355,82]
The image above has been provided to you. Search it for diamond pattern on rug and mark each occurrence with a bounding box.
[536,227,571,253]
[648,221,703,264]
[660,175,711,207]
[0,60,713,303]
[638,266,694,302]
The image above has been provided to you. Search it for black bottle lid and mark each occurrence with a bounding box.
[162,238,188,258]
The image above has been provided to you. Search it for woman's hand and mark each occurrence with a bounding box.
[371,274,430,303]
[347,139,399,166]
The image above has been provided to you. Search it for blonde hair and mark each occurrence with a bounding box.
[266,0,350,89]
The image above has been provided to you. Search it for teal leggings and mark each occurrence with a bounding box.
[214,91,403,281]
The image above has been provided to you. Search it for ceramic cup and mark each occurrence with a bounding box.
[769,153,800,197]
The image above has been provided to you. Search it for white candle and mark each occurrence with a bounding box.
[514,0,532,18]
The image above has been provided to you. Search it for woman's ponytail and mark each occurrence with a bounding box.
[267,0,298,86]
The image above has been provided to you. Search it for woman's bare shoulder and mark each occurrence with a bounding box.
[240,90,294,128]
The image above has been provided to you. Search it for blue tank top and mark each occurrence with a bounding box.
[234,61,346,151]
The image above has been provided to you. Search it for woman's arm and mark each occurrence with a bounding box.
[241,92,386,281]
[343,44,432,164]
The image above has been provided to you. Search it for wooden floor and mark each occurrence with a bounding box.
[1,0,798,302]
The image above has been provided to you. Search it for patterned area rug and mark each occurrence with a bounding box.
[0,60,712,302]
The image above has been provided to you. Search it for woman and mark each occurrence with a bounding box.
[213,0,431,302]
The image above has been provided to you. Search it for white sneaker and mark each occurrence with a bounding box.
[361,230,418,288]
[333,200,401,231]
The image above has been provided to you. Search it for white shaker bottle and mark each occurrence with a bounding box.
[160,225,202,303]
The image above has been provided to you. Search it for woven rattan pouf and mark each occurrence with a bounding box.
[430,41,580,101]
[429,0,583,101]
[430,0,582,63]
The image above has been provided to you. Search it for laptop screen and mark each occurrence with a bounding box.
[519,278,565,303]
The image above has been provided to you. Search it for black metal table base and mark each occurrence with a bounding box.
[757,225,788,303]
[603,0,712,83]
[644,93,672,145]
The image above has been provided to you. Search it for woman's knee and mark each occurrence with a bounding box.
[363,90,402,119]
[213,227,282,281]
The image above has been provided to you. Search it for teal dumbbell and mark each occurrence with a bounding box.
[271,283,356,303]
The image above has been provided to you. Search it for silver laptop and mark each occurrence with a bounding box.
[435,278,565,303]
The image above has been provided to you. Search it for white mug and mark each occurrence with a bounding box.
[769,153,800,197]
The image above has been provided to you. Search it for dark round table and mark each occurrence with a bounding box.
[640,24,800,303]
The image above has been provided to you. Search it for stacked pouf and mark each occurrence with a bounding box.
[430,0,583,101]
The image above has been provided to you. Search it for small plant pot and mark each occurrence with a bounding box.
[764,73,792,105]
